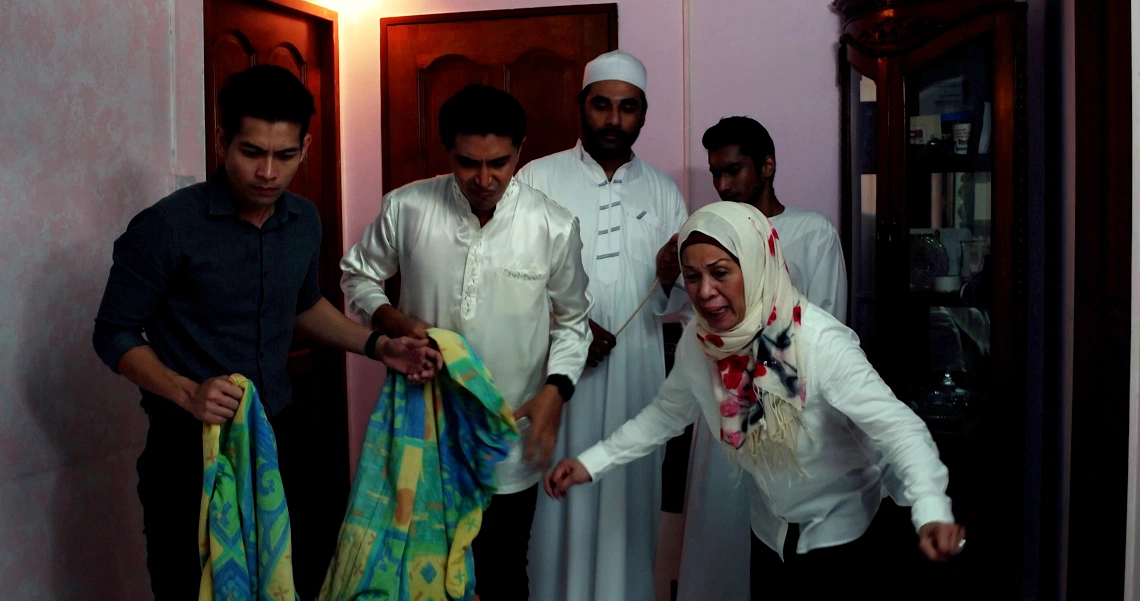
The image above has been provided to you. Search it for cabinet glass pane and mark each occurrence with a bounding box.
[902,36,993,432]
[848,68,877,350]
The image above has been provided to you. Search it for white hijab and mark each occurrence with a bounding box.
[679,202,809,467]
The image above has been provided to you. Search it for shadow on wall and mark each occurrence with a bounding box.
[16,165,153,600]
[687,165,721,211]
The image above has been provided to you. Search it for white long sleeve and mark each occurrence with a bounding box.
[814,320,954,530]
[340,196,399,323]
[546,217,594,383]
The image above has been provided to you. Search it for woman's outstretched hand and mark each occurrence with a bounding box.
[918,522,967,561]
[544,458,592,500]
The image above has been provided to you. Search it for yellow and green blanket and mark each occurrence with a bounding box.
[198,375,297,601]
[319,329,519,601]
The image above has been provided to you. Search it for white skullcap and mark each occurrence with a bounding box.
[582,50,647,92]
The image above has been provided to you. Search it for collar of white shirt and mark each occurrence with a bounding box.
[574,138,642,186]
[449,174,521,220]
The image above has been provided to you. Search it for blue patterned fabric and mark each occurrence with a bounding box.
[198,375,297,601]
[319,329,518,601]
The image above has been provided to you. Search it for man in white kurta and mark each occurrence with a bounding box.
[675,116,848,601]
[517,51,689,601]
[339,85,593,599]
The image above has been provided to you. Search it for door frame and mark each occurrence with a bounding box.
[378,3,619,194]
[1066,0,1133,597]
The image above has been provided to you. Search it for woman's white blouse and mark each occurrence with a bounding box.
[577,305,955,557]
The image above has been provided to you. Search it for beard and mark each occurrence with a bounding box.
[580,111,641,161]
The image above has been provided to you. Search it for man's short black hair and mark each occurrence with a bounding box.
[701,116,775,164]
[438,85,527,150]
[218,65,315,144]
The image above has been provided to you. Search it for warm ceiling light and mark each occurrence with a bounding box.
[310,0,378,18]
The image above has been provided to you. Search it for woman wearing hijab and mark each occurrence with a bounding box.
[545,202,965,595]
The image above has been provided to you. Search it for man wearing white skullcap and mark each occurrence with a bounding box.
[518,49,688,601]
[582,49,648,91]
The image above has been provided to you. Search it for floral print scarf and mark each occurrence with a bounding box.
[679,203,808,468]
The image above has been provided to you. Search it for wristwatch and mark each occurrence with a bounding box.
[545,374,575,403]
[364,331,383,360]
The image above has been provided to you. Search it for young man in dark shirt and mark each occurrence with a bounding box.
[92,65,440,600]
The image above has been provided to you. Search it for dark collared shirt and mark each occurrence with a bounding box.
[93,168,322,416]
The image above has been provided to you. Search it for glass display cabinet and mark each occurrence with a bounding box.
[836,0,1028,595]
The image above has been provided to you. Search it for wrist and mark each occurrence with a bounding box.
[910,496,956,532]
[372,305,399,335]
[364,331,386,360]
[170,373,197,409]
[545,374,575,403]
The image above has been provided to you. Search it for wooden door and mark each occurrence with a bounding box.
[381,4,618,193]
[204,1,345,597]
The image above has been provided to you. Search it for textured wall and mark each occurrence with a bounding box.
[0,0,204,598]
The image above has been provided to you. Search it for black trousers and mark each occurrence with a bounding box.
[471,485,539,600]
[136,405,327,601]
[749,500,922,599]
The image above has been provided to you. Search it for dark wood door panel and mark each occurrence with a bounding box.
[381,4,618,193]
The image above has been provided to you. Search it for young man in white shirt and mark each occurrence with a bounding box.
[339,85,593,600]
[516,50,688,601]
[704,116,847,320]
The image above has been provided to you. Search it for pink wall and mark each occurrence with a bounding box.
[310,0,686,467]
[685,0,841,219]
[0,0,204,598]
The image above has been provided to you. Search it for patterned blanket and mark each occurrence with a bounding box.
[319,329,519,601]
[198,375,297,601]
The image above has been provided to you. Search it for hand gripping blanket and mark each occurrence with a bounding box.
[319,328,519,601]
[198,374,297,601]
